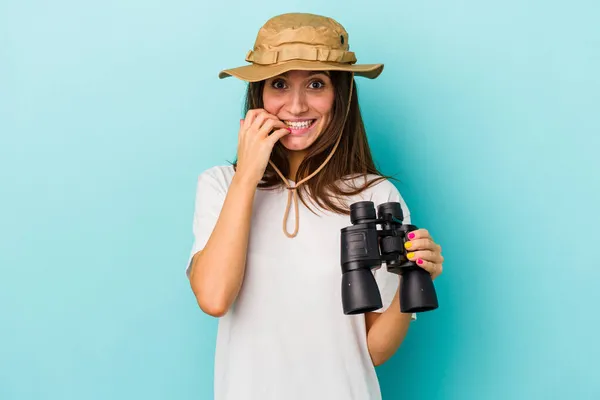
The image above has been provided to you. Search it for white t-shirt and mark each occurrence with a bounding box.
[186,165,416,400]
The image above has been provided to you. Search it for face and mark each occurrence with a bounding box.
[263,70,335,153]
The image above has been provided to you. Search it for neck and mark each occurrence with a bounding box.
[287,150,306,182]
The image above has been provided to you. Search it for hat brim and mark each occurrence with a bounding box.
[218,60,384,82]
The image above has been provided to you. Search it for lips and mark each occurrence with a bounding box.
[283,119,317,135]
[284,119,316,128]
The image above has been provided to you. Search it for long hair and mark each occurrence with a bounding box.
[232,71,393,216]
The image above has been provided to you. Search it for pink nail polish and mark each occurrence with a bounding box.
[408,232,415,239]
[417,259,424,265]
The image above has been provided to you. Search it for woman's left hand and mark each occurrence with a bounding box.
[404,228,444,280]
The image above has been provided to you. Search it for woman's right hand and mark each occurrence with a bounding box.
[235,108,291,186]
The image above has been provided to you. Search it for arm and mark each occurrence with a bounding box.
[364,227,445,366]
[187,109,290,317]
[188,174,257,317]
[365,282,413,366]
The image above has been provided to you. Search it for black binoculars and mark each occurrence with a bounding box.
[340,200,439,315]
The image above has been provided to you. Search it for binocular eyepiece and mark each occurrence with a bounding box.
[340,201,439,315]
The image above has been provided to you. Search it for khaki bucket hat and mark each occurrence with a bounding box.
[219,13,384,82]
[219,13,383,238]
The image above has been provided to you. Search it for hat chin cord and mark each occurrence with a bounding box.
[267,72,355,238]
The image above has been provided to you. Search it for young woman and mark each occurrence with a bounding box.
[186,12,444,400]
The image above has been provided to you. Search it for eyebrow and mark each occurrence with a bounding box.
[278,71,330,78]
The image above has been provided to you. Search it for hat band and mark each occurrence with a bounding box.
[246,44,357,65]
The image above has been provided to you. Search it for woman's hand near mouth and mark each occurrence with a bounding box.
[236,109,291,186]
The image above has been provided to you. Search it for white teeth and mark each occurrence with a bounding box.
[285,120,314,129]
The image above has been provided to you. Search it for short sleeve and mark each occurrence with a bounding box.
[185,168,228,278]
[371,181,417,320]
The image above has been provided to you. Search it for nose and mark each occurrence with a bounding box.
[288,87,309,115]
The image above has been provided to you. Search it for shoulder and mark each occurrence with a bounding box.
[194,165,235,198]
[339,173,411,220]
[196,165,235,187]
[339,173,402,199]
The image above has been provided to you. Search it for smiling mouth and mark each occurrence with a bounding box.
[283,119,317,133]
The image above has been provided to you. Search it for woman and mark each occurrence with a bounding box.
[186,12,444,400]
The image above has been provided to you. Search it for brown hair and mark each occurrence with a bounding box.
[232,71,393,215]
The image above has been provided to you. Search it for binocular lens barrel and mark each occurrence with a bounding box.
[400,267,439,312]
[341,268,382,314]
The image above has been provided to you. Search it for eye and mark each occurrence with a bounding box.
[271,79,286,89]
[309,80,325,89]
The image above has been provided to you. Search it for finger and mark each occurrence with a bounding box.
[407,228,431,241]
[415,259,443,279]
[257,118,275,137]
[259,118,287,137]
[406,250,443,265]
[432,262,443,279]
[266,128,291,146]
[239,119,245,140]
[250,111,280,133]
[417,258,436,275]
[242,110,256,130]
[243,108,265,130]
[404,238,437,252]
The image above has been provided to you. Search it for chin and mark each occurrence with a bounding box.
[279,136,316,152]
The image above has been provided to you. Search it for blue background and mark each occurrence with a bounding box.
[1,1,599,399]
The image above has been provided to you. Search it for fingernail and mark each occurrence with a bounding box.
[407,252,415,259]
[417,259,424,265]
[408,232,416,239]
[404,242,412,249]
